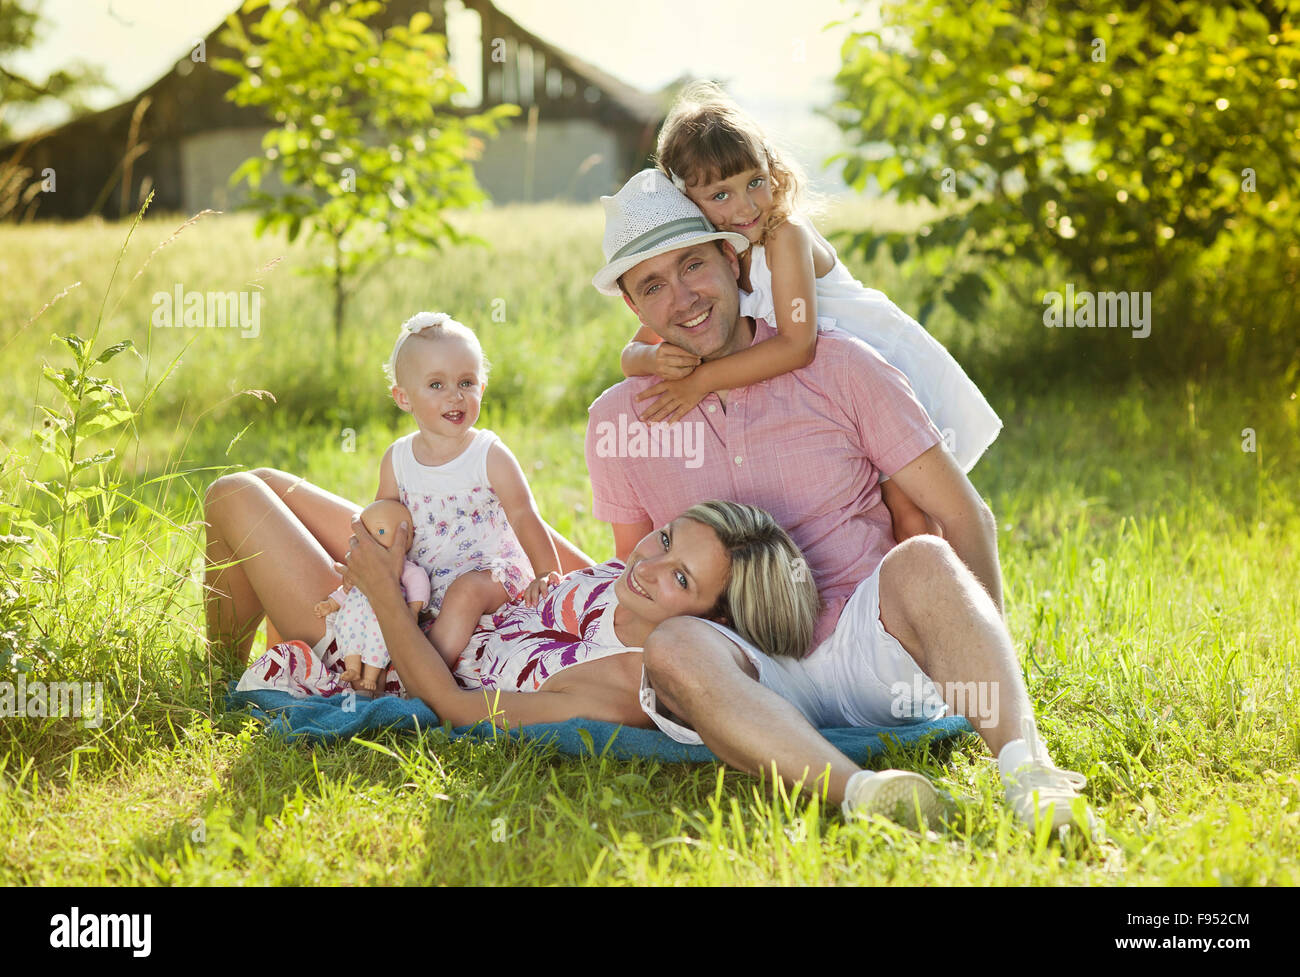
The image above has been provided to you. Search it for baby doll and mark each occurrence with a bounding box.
[315,498,432,691]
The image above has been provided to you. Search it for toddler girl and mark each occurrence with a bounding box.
[623,82,1002,539]
[328,312,562,690]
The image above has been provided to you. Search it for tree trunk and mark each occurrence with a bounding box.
[333,234,345,371]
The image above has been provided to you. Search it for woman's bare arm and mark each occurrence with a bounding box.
[342,517,643,728]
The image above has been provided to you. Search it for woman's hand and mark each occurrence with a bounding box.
[525,571,561,607]
[336,516,409,600]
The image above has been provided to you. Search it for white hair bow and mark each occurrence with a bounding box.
[386,311,459,384]
[400,311,454,334]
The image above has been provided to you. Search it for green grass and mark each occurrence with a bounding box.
[0,201,1297,885]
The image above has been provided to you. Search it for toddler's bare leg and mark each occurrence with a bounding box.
[341,654,362,684]
[429,570,508,667]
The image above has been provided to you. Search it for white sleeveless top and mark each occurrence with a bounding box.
[389,428,533,610]
[740,231,1002,473]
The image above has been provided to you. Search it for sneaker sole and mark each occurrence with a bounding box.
[848,771,947,829]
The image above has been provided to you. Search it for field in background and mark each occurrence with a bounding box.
[0,201,1297,884]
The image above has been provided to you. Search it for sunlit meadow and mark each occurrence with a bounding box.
[0,198,1296,884]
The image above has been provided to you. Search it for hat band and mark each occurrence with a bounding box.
[609,216,716,262]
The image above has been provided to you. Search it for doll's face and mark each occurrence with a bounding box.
[361,500,414,551]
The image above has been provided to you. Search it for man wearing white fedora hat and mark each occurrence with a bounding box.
[585,169,1094,833]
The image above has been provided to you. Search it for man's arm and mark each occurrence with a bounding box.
[585,389,655,562]
[885,443,1002,613]
[611,518,654,562]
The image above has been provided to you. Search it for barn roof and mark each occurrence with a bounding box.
[2,0,663,155]
[461,0,662,125]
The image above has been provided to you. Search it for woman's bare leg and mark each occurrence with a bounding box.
[250,468,361,652]
[250,468,362,564]
[255,468,584,573]
[204,471,353,662]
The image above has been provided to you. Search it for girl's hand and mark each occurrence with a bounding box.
[635,375,708,424]
[336,517,409,599]
[525,571,561,607]
[653,342,701,380]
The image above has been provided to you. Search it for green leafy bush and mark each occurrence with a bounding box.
[831,0,1300,379]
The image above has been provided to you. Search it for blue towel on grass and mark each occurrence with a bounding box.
[227,685,974,764]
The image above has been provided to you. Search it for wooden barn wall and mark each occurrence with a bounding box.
[4,0,657,219]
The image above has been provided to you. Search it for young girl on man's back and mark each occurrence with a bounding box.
[622,82,1002,540]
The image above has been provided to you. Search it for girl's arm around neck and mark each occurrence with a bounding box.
[634,224,819,423]
[621,324,663,378]
[624,323,704,382]
[673,222,820,394]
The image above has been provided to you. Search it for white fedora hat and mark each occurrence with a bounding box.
[592,169,749,296]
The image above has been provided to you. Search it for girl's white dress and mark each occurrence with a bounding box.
[739,235,1002,473]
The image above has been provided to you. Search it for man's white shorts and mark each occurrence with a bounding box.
[639,563,947,744]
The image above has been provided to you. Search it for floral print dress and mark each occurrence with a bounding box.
[235,562,637,703]
[453,562,634,692]
[392,428,533,613]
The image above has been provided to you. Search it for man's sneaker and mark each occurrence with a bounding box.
[842,769,947,829]
[999,718,1096,835]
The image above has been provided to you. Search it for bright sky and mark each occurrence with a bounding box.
[5,0,882,190]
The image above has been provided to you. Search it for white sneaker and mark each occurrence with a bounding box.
[842,769,947,829]
[999,718,1096,835]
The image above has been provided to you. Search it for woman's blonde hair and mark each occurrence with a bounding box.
[681,500,822,659]
[655,81,811,244]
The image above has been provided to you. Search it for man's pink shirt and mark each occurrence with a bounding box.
[585,316,942,652]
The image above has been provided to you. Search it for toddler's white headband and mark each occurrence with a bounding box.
[384,311,464,385]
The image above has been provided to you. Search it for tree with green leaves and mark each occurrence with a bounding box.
[831,0,1300,376]
[217,0,517,363]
